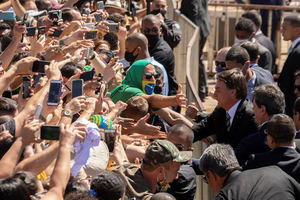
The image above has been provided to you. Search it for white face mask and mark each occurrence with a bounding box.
[234,37,249,45]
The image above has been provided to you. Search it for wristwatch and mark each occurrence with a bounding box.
[62,109,73,119]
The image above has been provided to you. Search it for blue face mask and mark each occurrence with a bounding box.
[142,80,156,95]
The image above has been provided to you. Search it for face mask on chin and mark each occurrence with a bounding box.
[142,80,156,95]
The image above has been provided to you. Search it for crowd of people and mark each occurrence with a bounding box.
[0,0,300,199]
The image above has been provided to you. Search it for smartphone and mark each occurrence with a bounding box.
[94,13,102,22]
[47,80,62,106]
[83,48,91,58]
[84,31,97,40]
[126,24,130,31]
[97,1,104,10]
[51,29,63,37]
[131,8,136,19]
[26,27,36,37]
[40,125,60,140]
[104,129,116,152]
[32,73,43,88]
[32,61,50,74]
[107,23,119,32]
[80,70,95,81]
[118,59,130,69]
[81,7,90,16]
[0,11,15,21]
[72,79,83,98]
[23,76,31,99]
[34,104,42,120]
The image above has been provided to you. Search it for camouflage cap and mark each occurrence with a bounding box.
[143,140,192,166]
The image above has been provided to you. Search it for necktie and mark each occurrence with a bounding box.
[226,112,231,132]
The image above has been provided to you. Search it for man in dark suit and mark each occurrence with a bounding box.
[278,15,300,117]
[242,11,277,74]
[235,84,285,165]
[293,97,300,139]
[243,114,300,183]
[225,45,274,102]
[199,143,300,199]
[180,0,211,100]
[235,18,273,72]
[192,69,258,148]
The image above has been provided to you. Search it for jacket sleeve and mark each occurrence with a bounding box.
[162,19,182,49]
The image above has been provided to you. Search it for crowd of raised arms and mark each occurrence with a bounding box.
[0,0,300,199]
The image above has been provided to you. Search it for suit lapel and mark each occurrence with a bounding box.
[230,99,245,132]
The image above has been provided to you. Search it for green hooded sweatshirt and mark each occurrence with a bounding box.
[110,60,152,103]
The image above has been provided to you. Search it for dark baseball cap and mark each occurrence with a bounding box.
[143,140,192,166]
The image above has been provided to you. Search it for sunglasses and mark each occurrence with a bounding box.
[295,85,300,91]
[144,73,159,80]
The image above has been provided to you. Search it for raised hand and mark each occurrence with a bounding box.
[175,84,187,108]
[185,102,199,119]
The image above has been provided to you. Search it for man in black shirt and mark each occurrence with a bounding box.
[141,15,178,96]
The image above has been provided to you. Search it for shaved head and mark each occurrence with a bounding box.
[142,14,160,27]
[126,33,148,50]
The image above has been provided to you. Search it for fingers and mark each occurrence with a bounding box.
[141,113,150,122]
[177,84,182,94]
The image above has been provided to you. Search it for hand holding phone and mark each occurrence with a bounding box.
[23,76,31,99]
[26,27,36,37]
[47,80,62,106]
[72,79,83,98]
[107,23,119,32]
[40,125,60,140]
[32,61,50,74]
[84,31,97,40]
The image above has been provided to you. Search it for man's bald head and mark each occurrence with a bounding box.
[126,33,148,50]
[142,14,161,27]
[167,124,194,151]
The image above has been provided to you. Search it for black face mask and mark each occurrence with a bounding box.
[145,34,160,49]
[124,48,138,64]
[150,9,166,18]
[154,85,163,94]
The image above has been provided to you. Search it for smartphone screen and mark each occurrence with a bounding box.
[97,1,104,10]
[131,8,136,19]
[47,80,62,106]
[0,11,15,21]
[26,27,36,37]
[23,77,31,99]
[107,23,119,32]
[94,13,102,22]
[40,125,60,140]
[84,31,97,40]
[32,61,50,73]
[80,70,95,82]
[72,79,83,98]
[104,129,116,152]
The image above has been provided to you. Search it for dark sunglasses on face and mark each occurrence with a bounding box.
[144,73,160,80]
[295,85,300,91]
[215,61,226,69]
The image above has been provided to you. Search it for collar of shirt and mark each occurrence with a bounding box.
[249,63,258,68]
[227,100,241,125]
[291,36,300,50]
[255,30,262,36]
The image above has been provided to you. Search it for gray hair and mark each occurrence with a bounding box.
[199,144,240,177]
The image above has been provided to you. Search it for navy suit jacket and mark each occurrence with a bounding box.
[251,65,274,87]
[192,99,258,148]
[278,41,300,117]
[235,122,271,165]
[243,147,300,183]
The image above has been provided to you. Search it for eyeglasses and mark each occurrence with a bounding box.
[215,61,226,68]
[295,85,300,91]
[144,73,160,80]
